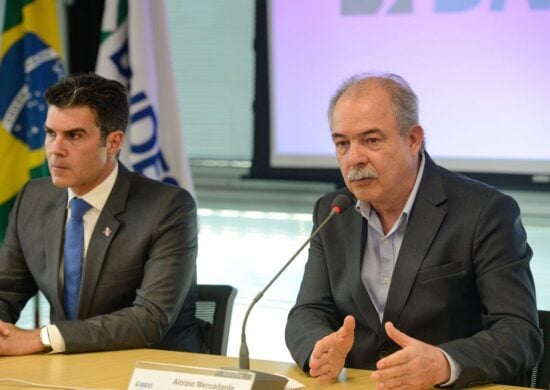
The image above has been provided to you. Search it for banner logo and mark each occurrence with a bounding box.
[341,0,550,14]
[104,35,177,185]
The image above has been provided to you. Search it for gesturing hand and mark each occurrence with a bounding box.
[371,322,450,389]
[309,315,355,383]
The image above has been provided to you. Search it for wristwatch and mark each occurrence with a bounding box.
[39,326,53,353]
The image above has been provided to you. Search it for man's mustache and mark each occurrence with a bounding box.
[348,166,379,181]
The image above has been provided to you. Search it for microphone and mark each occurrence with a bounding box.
[239,193,352,370]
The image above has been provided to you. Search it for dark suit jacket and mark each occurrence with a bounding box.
[0,163,201,353]
[285,153,542,388]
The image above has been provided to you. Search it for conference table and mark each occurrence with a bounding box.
[0,348,530,389]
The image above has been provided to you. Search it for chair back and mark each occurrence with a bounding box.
[195,284,237,355]
[531,310,550,389]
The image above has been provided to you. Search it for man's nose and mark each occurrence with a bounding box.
[46,136,65,156]
[346,141,367,167]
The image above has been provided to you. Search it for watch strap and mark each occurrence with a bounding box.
[40,326,53,353]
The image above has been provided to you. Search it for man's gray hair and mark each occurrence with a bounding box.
[327,72,419,136]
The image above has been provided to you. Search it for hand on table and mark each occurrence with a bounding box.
[0,320,43,356]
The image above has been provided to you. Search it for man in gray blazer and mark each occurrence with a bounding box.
[0,73,201,355]
[285,73,542,388]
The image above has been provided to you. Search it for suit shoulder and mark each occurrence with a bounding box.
[436,166,518,208]
[128,171,195,202]
[11,177,65,215]
[21,177,64,198]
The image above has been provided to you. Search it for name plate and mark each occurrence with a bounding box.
[128,361,256,390]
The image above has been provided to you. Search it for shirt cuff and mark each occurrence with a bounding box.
[45,324,66,353]
[438,348,462,387]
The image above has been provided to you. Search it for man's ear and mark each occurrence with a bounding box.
[408,125,424,155]
[106,130,125,157]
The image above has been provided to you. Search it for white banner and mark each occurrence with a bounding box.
[96,0,194,194]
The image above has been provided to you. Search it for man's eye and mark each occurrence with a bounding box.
[334,140,348,148]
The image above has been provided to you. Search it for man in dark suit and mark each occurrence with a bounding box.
[0,73,201,355]
[285,73,542,388]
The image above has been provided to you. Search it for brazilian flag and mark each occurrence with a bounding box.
[0,0,65,243]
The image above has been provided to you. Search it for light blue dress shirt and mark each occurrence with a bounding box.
[355,153,460,385]
[357,153,425,322]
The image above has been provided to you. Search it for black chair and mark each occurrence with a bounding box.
[195,284,237,355]
[531,310,550,389]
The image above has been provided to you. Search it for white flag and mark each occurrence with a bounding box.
[96,0,194,194]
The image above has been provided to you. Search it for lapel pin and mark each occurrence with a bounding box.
[103,227,112,237]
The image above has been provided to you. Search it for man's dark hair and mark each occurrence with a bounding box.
[44,73,129,140]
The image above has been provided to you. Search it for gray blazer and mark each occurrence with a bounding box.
[285,153,542,388]
[0,163,201,353]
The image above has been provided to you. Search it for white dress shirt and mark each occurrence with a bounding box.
[45,164,119,353]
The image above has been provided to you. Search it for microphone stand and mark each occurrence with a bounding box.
[239,207,341,370]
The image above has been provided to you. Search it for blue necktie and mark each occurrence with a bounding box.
[63,198,91,320]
